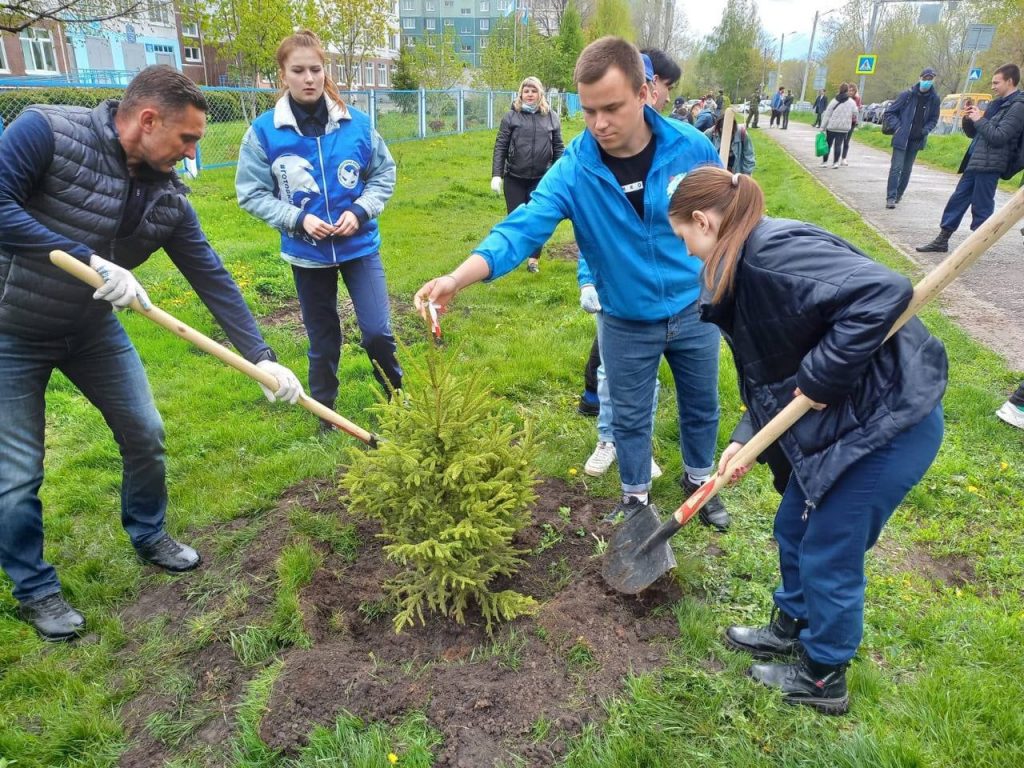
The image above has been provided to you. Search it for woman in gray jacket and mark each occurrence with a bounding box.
[490,76,564,272]
[820,84,858,168]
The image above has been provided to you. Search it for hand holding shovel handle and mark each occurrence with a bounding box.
[50,250,378,447]
[604,185,1024,594]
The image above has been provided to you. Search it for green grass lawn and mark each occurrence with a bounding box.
[1,120,1023,767]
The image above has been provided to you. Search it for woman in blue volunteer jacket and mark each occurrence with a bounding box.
[236,30,401,431]
[668,166,947,715]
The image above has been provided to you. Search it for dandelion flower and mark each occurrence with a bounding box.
[568,467,578,476]
[388,753,399,764]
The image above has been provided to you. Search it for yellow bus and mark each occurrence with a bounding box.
[936,92,991,134]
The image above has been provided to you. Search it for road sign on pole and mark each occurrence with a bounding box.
[856,54,877,75]
[968,67,983,82]
[813,67,827,90]
[965,23,996,52]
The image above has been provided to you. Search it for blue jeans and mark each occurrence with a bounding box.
[886,138,924,201]
[595,314,659,444]
[598,302,721,494]
[0,315,167,603]
[940,171,999,232]
[773,404,944,666]
[292,253,402,407]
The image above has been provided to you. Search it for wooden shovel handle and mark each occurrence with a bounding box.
[719,107,736,168]
[50,250,376,446]
[674,184,1024,526]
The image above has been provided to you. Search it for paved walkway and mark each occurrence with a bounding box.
[764,121,1023,371]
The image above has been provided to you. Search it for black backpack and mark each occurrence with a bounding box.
[1002,126,1024,180]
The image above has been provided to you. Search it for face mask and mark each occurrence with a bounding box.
[919,80,933,90]
[521,102,538,113]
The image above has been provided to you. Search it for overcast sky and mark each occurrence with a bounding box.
[682,0,850,59]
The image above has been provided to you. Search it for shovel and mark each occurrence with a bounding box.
[718,107,736,168]
[603,185,1024,594]
[50,249,378,447]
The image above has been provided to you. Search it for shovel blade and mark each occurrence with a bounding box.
[602,505,678,595]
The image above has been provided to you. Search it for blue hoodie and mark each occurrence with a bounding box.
[474,106,721,322]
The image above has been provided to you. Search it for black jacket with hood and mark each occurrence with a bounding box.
[491,107,565,179]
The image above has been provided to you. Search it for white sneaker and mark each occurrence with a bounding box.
[832,162,840,168]
[651,458,663,480]
[996,401,1024,429]
[584,441,616,476]
[840,159,849,167]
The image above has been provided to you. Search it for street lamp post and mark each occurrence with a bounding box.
[776,30,797,87]
[800,8,840,104]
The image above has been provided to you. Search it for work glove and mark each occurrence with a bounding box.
[580,284,602,314]
[490,176,503,195]
[255,360,303,404]
[89,254,151,311]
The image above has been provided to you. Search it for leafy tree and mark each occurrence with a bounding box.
[554,0,585,88]
[700,0,761,102]
[391,46,419,90]
[341,353,539,634]
[586,0,634,42]
[478,16,562,91]
[0,0,146,34]
[191,0,295,87]
[404,29,465,90]
[634,0,689,57]
[296,0,392,91]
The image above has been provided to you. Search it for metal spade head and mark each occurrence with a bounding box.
[602,505,682,594]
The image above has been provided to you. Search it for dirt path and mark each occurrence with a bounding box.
[765,121,1023,371]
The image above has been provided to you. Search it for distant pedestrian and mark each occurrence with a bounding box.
[882,67,940,208]
[820,83,857,168]
[641,48,682,113]
[670,96,688,122]
[781,89,794,129]
[490,75,565,273]
[812,89,828,127]
[770,86,784,127]
[917,63,1024,253]
[747,89,761,129]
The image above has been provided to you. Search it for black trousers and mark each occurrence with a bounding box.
[1011,383,1024,407]
[813,111,823,127]
[503,174,542,260]
[584,334,601,393]
[769,109,781,126]
[746,108,759,128]
[781,109,790,129]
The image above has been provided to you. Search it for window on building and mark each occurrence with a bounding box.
[378,63,387,86]
[184,45,201,62]
[443,18,454,26]
[401,0,414,9]
[460,24,470,34]
[479,36,488,48]
[479,18,488,30]
[425,0,435,9]
[0,40,8,71]
[479,0,488,10]
[444,0,453,6]
[365,61,374,86]
[497,0,509,10]
[19,28,58,73]
[391,34,399,49]
[402,17,415,28]
[460,7,471,13]
[461,43,472,52]
[427,38,435,47]
[146,0,171,25]
[182,22,199,37]
[425,18,435,30]
[353,66,361,85]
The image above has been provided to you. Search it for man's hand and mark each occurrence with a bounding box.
[965,106,983,122]
[580,284,602,313]
[255,360,303,404]
[302,214,334,240]
[89,254,151,311]
[490,176,503,195]
[414,274,459,321]
[333,211,360,237]
[717,441,751,485]
[793,387,827,410]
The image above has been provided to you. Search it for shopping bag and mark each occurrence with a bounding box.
[815,131,829,158]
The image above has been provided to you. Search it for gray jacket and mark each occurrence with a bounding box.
[492,108,564,179]
[961,90,1024,175]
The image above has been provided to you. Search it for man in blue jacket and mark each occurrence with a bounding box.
[882,67,941,208]
[0,66,302,641]
[415,37,729,528]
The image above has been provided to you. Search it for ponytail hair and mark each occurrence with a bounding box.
[276,30,344,110]
[667,166,765,303]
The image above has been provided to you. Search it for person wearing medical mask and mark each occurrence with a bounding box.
[881,67,941,209]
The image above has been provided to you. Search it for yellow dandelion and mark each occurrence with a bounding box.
[568,467,578,476]
[388,753,399,764]
[739,405,747,412]
[967,485,979,493]
[1000,461,1009,472]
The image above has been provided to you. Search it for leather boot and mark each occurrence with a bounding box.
[681,477,730,531]
[725,606,806,659]
[915,228,952,253]
[135,533,201,572]
[19,591,86,642]
[748,653,850,715]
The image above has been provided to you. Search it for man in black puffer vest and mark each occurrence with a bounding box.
[0,66,303,641]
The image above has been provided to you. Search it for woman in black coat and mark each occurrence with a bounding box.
[668,166,947,715]
[490,76,564,272]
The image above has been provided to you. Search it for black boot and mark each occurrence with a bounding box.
[681,477,730,531]
[19,591,86,642]
[725,605,806,659]
[748,653,850,715]
[135,533,201,572]
[915,228,952,253]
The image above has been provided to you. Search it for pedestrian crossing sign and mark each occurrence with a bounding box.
[856,55,877,75]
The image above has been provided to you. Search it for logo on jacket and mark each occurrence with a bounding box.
[273,154,321,209]
[338,159,361,189]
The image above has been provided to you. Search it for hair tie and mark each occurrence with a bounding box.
[731,172,740,187]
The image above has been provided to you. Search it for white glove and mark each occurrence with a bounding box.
[255,360,303,404]
[89,254,151,311]
[490,176,503,195]
[580,284,602,314]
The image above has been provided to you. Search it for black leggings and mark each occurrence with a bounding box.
[825,130,850,164]
[503,174,542,260]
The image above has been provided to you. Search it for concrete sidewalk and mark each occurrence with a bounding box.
[763,121,1022,371]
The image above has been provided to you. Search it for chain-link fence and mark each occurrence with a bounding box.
[0,84,543,171]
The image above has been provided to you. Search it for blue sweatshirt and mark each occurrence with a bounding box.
[474,106,721,322]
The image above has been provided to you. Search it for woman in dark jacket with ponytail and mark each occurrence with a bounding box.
[490,76,564,272]
[667,166,947,715]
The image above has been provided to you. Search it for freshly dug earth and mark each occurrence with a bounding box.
[116,478,682,767]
